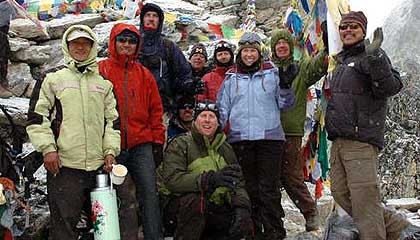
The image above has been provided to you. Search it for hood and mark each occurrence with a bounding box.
[140,3,164,34]
[270,29,294,67]
[108,23,141,63]
[62,25,98,72]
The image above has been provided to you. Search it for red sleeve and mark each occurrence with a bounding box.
[145,67,165,144]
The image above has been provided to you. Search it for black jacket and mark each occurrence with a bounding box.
[325,41,402,149]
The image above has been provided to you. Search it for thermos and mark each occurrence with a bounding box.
[90,174,120,240]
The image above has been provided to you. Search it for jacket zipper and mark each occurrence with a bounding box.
[123,58,129,149]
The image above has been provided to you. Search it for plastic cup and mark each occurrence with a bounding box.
[111,164,127,185]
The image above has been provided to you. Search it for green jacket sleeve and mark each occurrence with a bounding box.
[163,137,202,194]
[300,50,328,87]
[26,75,57,155]
[102,84,120,157]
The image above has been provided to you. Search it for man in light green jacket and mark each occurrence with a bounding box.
[27,25,120,239]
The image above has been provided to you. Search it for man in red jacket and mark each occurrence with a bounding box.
[99,23,165,240]
[197,40,234,102]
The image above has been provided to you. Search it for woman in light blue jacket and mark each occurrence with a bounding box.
[217,32,295,239]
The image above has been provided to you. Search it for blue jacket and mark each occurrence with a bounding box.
[217,61,295,143]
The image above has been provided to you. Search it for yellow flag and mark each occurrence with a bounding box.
[164,13,177,24]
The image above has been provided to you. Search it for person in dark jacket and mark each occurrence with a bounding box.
[197,40,234,102]
[167,96,195,141]
[270,28,328,231]
[162,101,252,240]
[189,43,213,78]
[0,0,17,97]
[325,11,420,240]
[99,23,165,240]
[138,3,197,113]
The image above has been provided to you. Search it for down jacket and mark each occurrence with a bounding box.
[325,41,403,149]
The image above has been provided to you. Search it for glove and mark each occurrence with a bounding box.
[279,62,299,89]
[194,78,205,95]
[152,143,163,169]
[365,27,383,56]
[321,21,329,53]
[203,164,242,193]
[182,79,196,96]
[229,207,253,238]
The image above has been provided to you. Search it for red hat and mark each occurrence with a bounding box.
[340,11,368,34]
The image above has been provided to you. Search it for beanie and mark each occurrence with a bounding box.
[237,32,262,54]
[140,3,164,29]
[214,40,234,67]
[340,11,368,34]
[193,100,220,121]
[189,43,208,61]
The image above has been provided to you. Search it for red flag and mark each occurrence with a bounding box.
[208,23,223,39]
[315,179,323,199]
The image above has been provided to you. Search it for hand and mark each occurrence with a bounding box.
[44,151,61,175]
[194,78,205,95]
[207,164,242,192]
[321,21,329,52]
[279,63,299,89]
[103,154,116,173]
[365,27,383,56]
[229,207,253,238]
[152,143,164,168]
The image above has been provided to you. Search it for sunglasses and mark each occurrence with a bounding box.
[195,102,217,111]
[116,36,138,45]
[180,103,194,109]
[339,23,360,31]
[216,42,231,49]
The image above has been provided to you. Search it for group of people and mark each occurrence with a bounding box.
[24,1,419,239]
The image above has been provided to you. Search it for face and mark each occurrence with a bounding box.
[194,111,218,139]
[68,37,93,62]
[339,22,365,47]
[190,54,206,71]
[216,50,232,64]
[275,39,291,59]
[143,11,160,29]
[240,47,259,66]
[115,35,138,56]
[178,107,193,122]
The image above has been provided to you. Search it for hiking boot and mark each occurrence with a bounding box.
[400,223,420,240]
[305,212,320,231]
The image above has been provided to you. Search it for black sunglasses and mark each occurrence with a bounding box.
[339,23,360,31]
[116,35,138,45]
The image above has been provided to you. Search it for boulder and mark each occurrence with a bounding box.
[47,14,105,39]
[39,39,65,74]
[256,0,285,9]
[10,45,52,65]
[211,5,241,16]
[9,19,50,41]
[151,0,204,16]
[205,15,239,28]
[222,0,244,7]
[386,198,420,212]
[6,63,35,97]
[9,37,31,52]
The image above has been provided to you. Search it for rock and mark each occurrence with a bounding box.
[39,39,65,74]
[9,37,31,52]
[222,0,243,7]
[6,63,35,97]
[10,45,52,65]
[0,97,29,126]
[386,198,420,212]
[47,14,105,39]
[211,5,241,16]
[256,7,275,24]
[205,15,239,28]
[9,19,50,41]
[151,0,204,16]
[256,0,285,9]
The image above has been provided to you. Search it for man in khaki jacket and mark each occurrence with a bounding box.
[27,25,120,239]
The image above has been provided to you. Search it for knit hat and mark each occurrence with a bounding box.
[237,32,262,54]
[140,3,164,30]
[270,29,294,67]
[193,100,220,121]
[213,40,234,67]
[189,43,208,61]
[340,11,368,34]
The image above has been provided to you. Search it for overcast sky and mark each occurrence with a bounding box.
[349,0,404,36]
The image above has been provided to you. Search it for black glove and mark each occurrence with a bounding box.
[229,207,253,238]
[279,62,299,89]
[365,27,383,56]
[203,164,242,193]
[194,78,205,95]
[152,143,163,169]
[321,21,329,53]
[182,79,196,96]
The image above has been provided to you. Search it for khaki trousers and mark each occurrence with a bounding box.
[330,138,408,240]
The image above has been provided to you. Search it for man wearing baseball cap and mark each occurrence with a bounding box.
[326,11,420,239]
[27,25,120,239]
